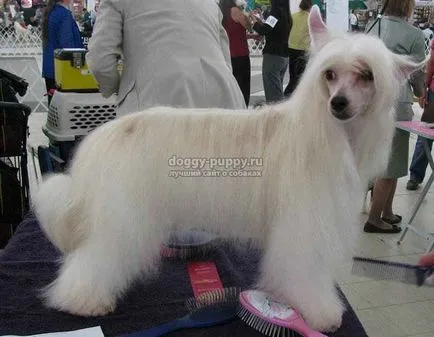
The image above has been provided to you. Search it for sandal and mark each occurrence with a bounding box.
[364,222,402,234]
[381,214,402,225]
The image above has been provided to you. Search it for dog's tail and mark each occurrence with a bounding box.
[32,174,84,253]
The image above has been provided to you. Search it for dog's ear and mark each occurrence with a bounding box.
[393,54,427,82]
[308,5,330,52]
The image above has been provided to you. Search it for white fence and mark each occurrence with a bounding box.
[247,34,265,56]
[0,26,46,112]
[0,26,42,57]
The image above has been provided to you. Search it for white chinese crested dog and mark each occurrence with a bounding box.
[32,6,423,332]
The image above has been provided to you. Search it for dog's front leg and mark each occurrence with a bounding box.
[257,221,344,333]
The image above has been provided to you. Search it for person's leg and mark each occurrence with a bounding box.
[381,178,398,220]
[366,126,409,232]
[231,56,251,107]
[285,49,308,97]
[283,54,292,97]
[262,54,286,104]
[366,178,400,231]
[279,56,289,98]
[408,89,434,189]
[239,55,251,107]
[231,56,245,103]
[408,136,429,186]
[284,49,296,97]
[294,51,308,87]
[262,54,275,103]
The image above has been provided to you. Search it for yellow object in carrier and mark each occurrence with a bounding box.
[54,48,99,92]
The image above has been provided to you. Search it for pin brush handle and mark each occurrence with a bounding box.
[291,314,329,337]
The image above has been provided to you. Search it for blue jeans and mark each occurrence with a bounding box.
[409,137,433,183]
[409,90,434,183]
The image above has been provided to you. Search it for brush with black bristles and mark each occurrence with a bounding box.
[186,286,242,311]
[351,256,434,286]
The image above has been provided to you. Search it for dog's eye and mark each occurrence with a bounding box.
[360,70,374,82]
[324,69,336,81]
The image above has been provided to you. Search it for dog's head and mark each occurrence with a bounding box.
[305,5,425,122]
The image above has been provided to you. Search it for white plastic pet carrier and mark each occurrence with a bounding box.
[43,91,118,142]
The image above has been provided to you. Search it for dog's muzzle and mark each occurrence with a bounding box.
[330,96,351,120]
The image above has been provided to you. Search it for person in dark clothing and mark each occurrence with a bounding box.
[219,0,252,106]
[250,0,292,103]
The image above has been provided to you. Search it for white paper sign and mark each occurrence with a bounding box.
[326,0,349,32]
[265,15,279,28]
[1,326,105,337]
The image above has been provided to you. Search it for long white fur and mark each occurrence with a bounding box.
[31,6,422,332]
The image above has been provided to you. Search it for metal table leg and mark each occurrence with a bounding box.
[398,138,434,250]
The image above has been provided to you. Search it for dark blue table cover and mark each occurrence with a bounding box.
[0,214,367,337]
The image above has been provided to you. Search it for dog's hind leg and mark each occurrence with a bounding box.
[42,203,163,316]
[32,174,84,253]
[257,221,344,332]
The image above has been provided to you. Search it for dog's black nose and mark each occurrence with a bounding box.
[330,96,349,112]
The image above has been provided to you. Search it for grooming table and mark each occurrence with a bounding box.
[0,214,368,337]
[396,121,434,252]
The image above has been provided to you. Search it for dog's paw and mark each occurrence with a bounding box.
[60,300,116,317]
[301,299,344,332]
[43,280,116,317]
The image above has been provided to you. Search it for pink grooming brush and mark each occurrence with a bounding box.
[237,290,328,337]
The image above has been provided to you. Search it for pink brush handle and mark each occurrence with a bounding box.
[288,313,328,337]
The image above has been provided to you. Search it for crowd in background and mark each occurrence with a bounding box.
[0,0,97,38]
[4,0,434,264]
[219,0,312,105]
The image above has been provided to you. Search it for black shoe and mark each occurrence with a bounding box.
[364,222,402,234]
[406,180,420,191]
[382,214,402,225]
